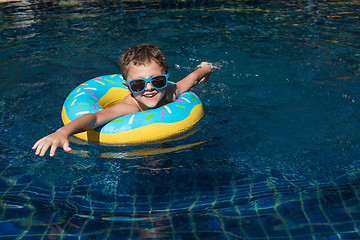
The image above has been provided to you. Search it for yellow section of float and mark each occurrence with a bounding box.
[61,103,203,145]
[98,87,129,108]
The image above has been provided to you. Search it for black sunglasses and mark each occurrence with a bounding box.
[125,74,169,93]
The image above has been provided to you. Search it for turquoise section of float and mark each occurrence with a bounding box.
[61,74,203,144]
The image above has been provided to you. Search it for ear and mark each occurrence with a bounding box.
[123,81,132,93]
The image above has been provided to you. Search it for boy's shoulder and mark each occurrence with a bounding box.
[165,84,178,102]
[105,94,142,114]
[122,94,142,110]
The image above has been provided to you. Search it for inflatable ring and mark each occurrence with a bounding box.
[61,74,204,144]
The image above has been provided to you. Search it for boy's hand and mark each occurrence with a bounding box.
[197,62,220,71]
[32,130,72,157]
[197,62,218,84]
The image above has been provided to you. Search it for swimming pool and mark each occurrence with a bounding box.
[1,0,360,239]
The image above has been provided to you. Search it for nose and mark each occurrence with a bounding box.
[144,82,154,91]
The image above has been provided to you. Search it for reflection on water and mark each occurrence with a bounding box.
[1,0,360,239]
[100,140,205,159]
[68,128,206,159]
[69,140,205,159]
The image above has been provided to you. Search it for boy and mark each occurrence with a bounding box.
[33,43,213,157]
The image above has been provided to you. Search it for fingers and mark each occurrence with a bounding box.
[197,62,209,68]
[197,62,221,71]
[63,140,72,152]
[33,135,71,157]
[49,144,59,157]
[33,138,51,157]
[32,140,40,150]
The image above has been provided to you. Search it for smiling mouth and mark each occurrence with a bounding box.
[143,92,157,99]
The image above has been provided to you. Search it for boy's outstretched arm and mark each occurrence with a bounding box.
[173,62,215,97]
[32,113,98,157]
[32,102,137,157]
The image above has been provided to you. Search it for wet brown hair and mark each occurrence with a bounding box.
[120,43,168,80]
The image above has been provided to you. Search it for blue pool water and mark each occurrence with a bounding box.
[1,0,360,239]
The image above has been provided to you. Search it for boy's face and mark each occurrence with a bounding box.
[124,60,166,109]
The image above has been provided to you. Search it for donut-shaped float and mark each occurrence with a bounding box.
[61,74,204,144]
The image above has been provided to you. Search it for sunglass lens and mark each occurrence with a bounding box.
[151,76,167,88]
[130,80,145,92]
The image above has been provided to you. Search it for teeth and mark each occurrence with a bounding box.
[144,93,156,98]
